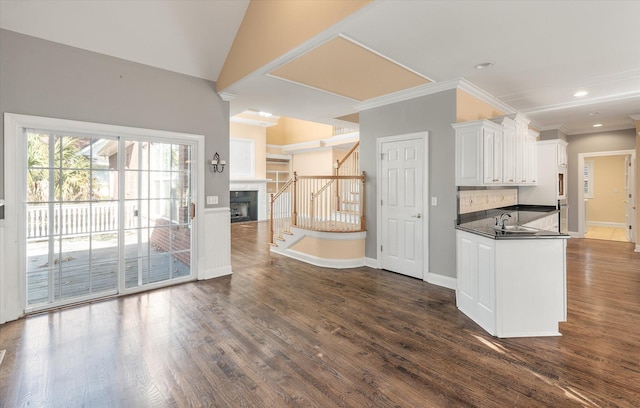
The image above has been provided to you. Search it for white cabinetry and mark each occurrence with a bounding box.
[557,142,568,167]
[519,140,568,206]
[456,229,567,337]
[453,117,537,186]
[453,120,504,186]
[482,124,504,184]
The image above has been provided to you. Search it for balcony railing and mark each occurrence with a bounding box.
[27,202,137,239]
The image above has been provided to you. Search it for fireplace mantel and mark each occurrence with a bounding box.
[230,179,267,221]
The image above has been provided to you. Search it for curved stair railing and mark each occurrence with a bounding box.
[269,142,365,245]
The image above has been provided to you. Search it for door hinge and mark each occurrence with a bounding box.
[381,199,383,206]
[381,153,384,160]
[380,245,383,252]
[190,202,196,219]
[629,225,633,230]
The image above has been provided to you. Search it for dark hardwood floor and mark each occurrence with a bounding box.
[1,222,639,407]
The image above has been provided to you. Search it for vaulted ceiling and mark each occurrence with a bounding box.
[1,0,639,135]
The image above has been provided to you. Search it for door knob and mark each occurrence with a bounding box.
[412,213,422,219]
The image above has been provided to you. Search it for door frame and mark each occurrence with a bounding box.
[3,113,205,322]
[376,132,429,280]
[577,149,635,241]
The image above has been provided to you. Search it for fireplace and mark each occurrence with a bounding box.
[230,191,258,223]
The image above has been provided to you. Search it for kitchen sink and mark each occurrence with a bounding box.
[494,225,540,234]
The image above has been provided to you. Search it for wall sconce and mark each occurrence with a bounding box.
[209,152,226,173]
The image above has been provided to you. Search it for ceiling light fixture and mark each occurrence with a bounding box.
[573,90,588,97]
[474,62,494,69]
[592,123,603,128]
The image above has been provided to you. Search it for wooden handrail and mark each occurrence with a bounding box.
[335,141,360,172]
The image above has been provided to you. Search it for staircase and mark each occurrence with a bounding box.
[269,142,366,268]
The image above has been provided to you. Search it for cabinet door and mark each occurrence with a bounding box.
[456,126,483,186]
[527,133,538,184]
[502,126,516,184]
[557,143,567,167]
[483,129,503,184]
[457,233,479,312]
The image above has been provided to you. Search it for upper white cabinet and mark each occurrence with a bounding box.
[557,142,568,167]
[453,120,504,186]
[453,115,538,186]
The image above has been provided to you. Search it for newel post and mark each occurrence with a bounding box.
[360,171,366,231]
[292,172,298,226]
[269,193,274,245]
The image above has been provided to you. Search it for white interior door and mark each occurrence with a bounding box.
[379,135,425,279]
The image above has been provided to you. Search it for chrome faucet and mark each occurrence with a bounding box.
[495,212,512,229]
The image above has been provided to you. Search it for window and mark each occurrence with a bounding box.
[584,159,594,198]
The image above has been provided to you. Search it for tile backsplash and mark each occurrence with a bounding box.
[458,188,518,214]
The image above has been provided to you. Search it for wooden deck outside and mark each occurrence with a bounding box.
[26,237,190,305]
[1,221,639,407]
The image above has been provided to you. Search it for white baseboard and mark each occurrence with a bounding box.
[636,244,640,253]
[198,265,232,280]
[569,231,582,238]
[272,246,365,269]
[425,272,457,290]
[587,221,626,228]
[364,257,379,269]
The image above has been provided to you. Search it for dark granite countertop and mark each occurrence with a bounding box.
[456,205,569,240]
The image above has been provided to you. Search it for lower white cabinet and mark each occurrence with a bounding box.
[456,230,567,337]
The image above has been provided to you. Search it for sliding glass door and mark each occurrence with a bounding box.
[25,131,194,310]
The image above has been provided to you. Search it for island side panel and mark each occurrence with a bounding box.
[495,238,567,337]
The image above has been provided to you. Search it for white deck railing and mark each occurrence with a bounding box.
[27,202,137,239]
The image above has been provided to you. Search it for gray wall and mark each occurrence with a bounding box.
[539,129,568,142]
[359,89,457,278]
[0,29,230,220]
[566,129,636,231]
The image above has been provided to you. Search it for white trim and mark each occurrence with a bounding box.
[569,230,582,238]
[635,244,640,253]
[522,91,640,115]
[577,149,635,238]
[376,132,429,280]
[290,227,366,241]
[355,78,516,114]
[364,257,379,269]
[586,221,626,228]
[425,272,457,290]
[218,92,237,101]
[630,114,640,121]
[0,220,5,324]
[271,247,365,269]
[267,132,360,155]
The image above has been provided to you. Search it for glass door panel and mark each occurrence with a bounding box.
[26,132,119,307]
[123,141,192,290]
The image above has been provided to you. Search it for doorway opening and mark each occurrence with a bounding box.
[579,150,635,243]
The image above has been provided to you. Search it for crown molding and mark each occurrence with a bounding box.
[521,91,640,115]
[630,114,640,121]
[218,92,237,102]
[354,78,517,115]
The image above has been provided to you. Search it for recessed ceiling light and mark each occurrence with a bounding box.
[592,123,603,128]
[587,112,600,116]
[573,90,588,97]
[474,62,494,69]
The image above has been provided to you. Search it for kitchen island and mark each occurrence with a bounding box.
[455,206,570,338]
